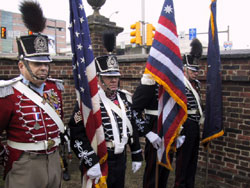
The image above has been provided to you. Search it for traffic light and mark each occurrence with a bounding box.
[146,24,155,46]
[28,30,33,35]
[130,22,141,45]
[1,27,6,39]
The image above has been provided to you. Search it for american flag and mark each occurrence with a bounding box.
[202,0,224,145]
[144,0,187,170]
[69,0,108,187]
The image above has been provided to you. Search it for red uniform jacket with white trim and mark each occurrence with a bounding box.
[0,77,64,178]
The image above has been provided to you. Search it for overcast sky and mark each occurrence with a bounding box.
[1,0,250,49]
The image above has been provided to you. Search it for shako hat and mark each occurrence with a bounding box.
[17,0,52,63]
[183,38,203,72]
[95,32,120,76]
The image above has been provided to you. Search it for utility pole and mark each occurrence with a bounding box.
[141,0,146,54]
[227,25,230,41]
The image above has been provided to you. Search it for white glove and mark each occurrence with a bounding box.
[87,163,102,184]
[176,135,186,149]
[132,161,142,173]
[146,131,161,149]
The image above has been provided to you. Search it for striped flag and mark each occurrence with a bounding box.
[144,0,187,170]
[68,0,108,187]
[201,0,224,145]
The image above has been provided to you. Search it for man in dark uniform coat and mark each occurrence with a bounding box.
[174,38,204,188]
[68,33,143,188]
[0,1,65,188]
[132,73,173,188]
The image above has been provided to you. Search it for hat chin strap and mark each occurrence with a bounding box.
[99,76,117,98]
[23,60,50,81]
[184,66,193,82]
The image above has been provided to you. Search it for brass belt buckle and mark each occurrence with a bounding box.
[47,139,55,150]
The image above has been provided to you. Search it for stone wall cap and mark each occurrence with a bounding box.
[2,49,250,62]
[117,54,148,62]
[0,53,72,62]
[117,49,250,62]
[199,49,250,59]
[219,49,250,58]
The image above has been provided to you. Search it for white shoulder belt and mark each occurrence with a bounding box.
[99,88,133,154]
[184,77,205,124]
[184,77,203,117]
[13,81,64,133]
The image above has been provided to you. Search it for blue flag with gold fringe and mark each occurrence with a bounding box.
[201,0,224,145]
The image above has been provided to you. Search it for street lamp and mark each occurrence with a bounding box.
[109,11,119,20]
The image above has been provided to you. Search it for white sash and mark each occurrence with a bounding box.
[13,81,65,133]
[184,77,204,124]
[98,88,133,154]
[104,92,133,135]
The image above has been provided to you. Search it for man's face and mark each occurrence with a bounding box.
[185,68,199,81]
[99,76,119,92]
[18,61,49,87]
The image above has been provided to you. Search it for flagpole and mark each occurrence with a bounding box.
[155,161,159,188]
[204,143,210,188]
[141,0,146,54]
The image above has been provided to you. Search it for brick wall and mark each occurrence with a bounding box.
[0,56,76,125]
[0,9,66,54]
[0,50,250,187]
[119,52,250,188]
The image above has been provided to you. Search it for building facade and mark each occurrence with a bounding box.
[0,9,66,55]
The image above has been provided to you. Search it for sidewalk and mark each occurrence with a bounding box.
[62,153,211,188]
[0,153,214,188]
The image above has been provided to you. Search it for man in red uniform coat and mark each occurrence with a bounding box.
[0,1,65,188]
